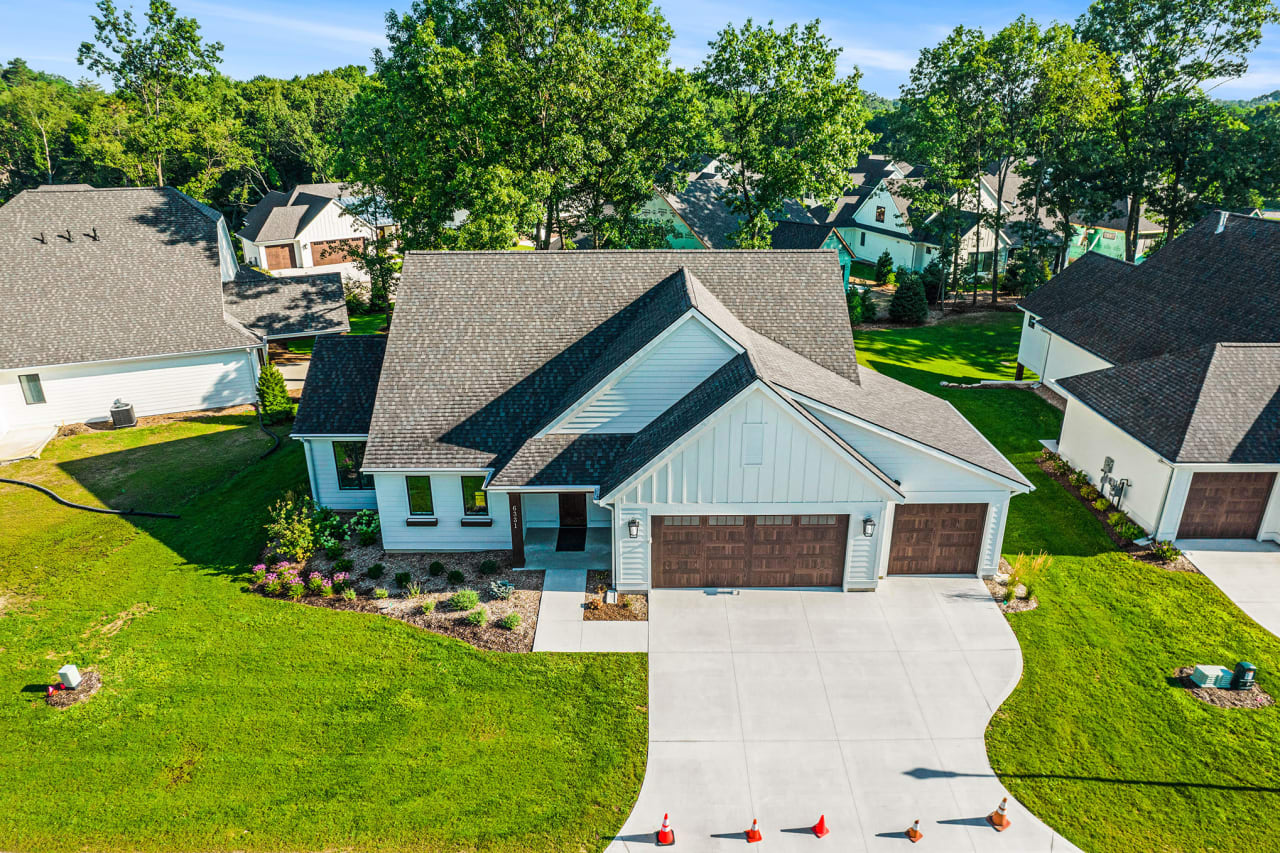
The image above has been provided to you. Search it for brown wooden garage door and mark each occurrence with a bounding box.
[651,515,849,588]
[263,243,296,270]
[1178,472,1276,539]
[311,237,365,265]
[887,503,988,575]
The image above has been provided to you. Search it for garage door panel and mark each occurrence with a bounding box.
[888,503,987,575]
[652,515,847,588]
[1178,472,1275,539]
[311,237,364,265]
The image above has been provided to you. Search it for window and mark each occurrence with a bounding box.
[18,374,45,405]
[664,516,700,526]
[800,515,838,525]
[406,476,434,516]
[875,206,886,223]
[332,441,374,490]
[707,516,744,526]
[756,516,793,525]
[859,232,866,246]
[1102,231,1116,240]
[461,475,489,516]
[925,246,933,255]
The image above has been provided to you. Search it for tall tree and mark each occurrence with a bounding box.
[698,20,872,248]
[77,0,225,187]
[0,64,89,192]
[1076,0,1280,258]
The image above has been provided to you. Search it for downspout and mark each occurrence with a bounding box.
[592,490,619,589]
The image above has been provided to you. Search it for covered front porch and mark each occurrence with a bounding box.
[508,490,613,574]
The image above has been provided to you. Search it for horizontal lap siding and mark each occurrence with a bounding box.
[1,350,257,430]
[1059,399,1170,534]
[375,473,512,551]
[1041,335,1112,391]
[304,439,378,510]
[555,318,736,433]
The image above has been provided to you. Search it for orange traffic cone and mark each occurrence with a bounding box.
[987,797,1011,832]
[656,813,675,846]
[811,814,830,838]
[745,819,763,843]
[906,819,923,843]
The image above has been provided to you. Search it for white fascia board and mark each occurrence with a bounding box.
[359,466,494,476]
[290,433,369,440]
[534,309,745,438]
[4,344,261,374]
[487,485,601,494]
[790,391,1032,493]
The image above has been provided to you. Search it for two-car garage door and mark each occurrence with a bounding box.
[651,515,849,587]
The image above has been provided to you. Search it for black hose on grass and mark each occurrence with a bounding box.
[253,403,282,459]
[0,478,180,519]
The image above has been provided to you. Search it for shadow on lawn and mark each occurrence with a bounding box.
[906,766,1280,794]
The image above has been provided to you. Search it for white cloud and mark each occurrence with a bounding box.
[183,0,387,48]
[842,44,916,73]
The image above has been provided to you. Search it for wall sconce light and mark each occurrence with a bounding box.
[628,518,641,539]
[862,516,876,537]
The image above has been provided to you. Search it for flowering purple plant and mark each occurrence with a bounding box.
[253,563,266,572]
[265,573,278,583]
[310,571,323,580]
[333,572,349,584]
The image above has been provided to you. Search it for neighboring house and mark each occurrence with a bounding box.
[238,182,395,276]
[1016,212,1279,542]
[295,250,1031,592]
[764,221,857,284]
[0,184,348,439]
[1250,207,1280,221]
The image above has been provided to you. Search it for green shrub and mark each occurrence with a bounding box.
[1051,458,1070,475]
[1107,511,1127,527]
[447,569,465,584]
[365,563,384,580]
[448,589,480,611]
[874,249,894,284]
[887,277,928,325]
[860,288,877,323]
[288,581,305,600]
[421,600,436,614]
[1115,521,1144,541]
[429,561,445,577]
[321,540,344,560]
[1039,448,1058,463]
[489,580,515,600]
[265,493,316,562]
[1080,484,1099,501]
[845,286,862,325]
[479,559,500,576]
[1151,540,1182,562]
[347,509,381,545]
[1092,497,1111,512]
[466,607,487,626]
[373,587,389,599]
[307,572,325,593]
[333,557,354,573]
[341,587,357,601]
[312,507,346,541]
[498,612,521,630]
[921,259,945,304]
[394,571,412,588]
[405,581,422,598]
[256,361,293,425]
[1006,551,1052,600]
[1068,470,1088,487]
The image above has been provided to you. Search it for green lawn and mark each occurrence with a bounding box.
[0,417,646,852]
[856,313,1280,852]
[849,259,877,281]
[285,311,388,354]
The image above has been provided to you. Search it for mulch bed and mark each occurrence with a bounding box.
[45,669,102,709]
[1036,456,1198,573]
[583,570,648,622]
[57,405,257,437]
[254,541,543,653]
[1173,666,1275,709]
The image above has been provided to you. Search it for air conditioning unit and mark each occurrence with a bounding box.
[1191,664,1234,689]
[109,399,136,428]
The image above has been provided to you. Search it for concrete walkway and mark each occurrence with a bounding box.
[0,425,57,463]
[531,568,648,652]
[607,580,1081,852]
[1180,539,1280,638]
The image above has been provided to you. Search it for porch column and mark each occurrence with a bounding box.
[508,493,525,567]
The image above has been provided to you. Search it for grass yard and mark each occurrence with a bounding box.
[0,416,646,852]
[856,312,1280,852]
[848,259,877,281]
[285,311,388,354]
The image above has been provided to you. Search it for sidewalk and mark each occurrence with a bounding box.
[532,568,647,652]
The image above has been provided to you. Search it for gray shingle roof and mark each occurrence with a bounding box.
[769,221,842,251]
[222,268,350,339]
[1059,343,1280,463]
[660,162,817,248]
[292,334,387,435]
[1021,213,1280,365]
[239,183,392,242]
[0,185,259,369]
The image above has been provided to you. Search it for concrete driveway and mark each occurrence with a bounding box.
[607,579,1080,852]
[1180,539,1280,638]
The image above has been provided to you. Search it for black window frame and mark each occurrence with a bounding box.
[461,475,489,516]
[859,231,866,246]
[405,475,435,516]
[18,374,45,405]
[875,206,886,223]
[332,441,374,491]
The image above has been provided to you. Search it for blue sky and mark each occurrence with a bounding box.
[4,0,1279,99]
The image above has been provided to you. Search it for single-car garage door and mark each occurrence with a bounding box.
[887,503,988,575]
[263,243,296,270]
[652,515,848,588]
[1178,472,1276,539]
[311,237,365,265]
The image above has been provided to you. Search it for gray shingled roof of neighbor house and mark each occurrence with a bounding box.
[361,249,1030,490]
[661,162,818,248]
[292,334,388,436]
[1059,343,1280,464]
[0,185,260,369]
[1021,213,1280,366]
[237,183,394,243]
[222,268,350,338]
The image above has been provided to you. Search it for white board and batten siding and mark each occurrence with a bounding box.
[1017,313,1112,392]
[0,349,259,431]
[375,472,513,551]
[301,438,380,511]
[551,315,737,434]
[298,201,376,267]
[804,403,1018,576]
[607,385,894,590]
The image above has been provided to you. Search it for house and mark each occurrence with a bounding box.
[237,182,394,277]
[294,250,1031,591]
[0,184,349,444]
[1016,212,1279,542]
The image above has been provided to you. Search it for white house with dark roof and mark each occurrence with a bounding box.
[0,184,349,452]
[1017,212,1280,543]
[294,249,1030,591]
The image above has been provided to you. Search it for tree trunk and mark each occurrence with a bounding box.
[971,186,981,305]
[539,196,556,251]
[1124,193,1141,262]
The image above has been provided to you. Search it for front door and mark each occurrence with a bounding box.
[558,493,588,528]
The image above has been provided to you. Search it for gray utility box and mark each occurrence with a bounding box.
[1191,665,1233,689]
[58,664,82,690]
[1233,661,1257,690]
